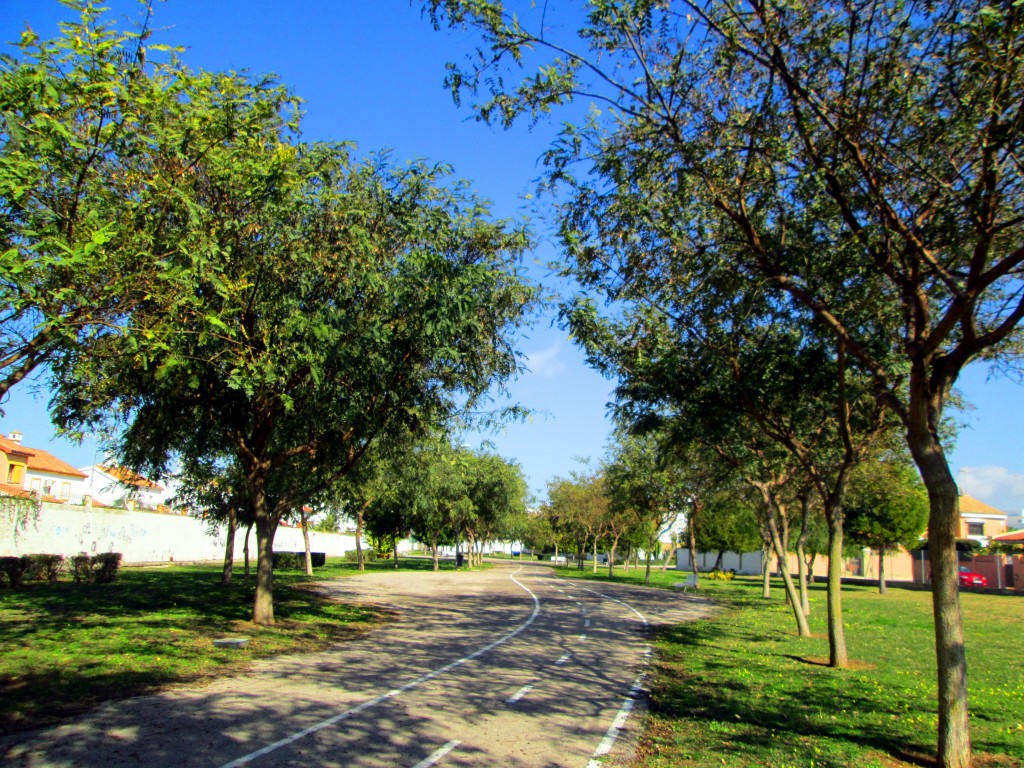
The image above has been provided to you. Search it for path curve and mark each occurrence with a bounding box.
[2,562,713,768]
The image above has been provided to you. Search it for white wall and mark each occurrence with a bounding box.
[677,548,764,575]
[0,502,360,564]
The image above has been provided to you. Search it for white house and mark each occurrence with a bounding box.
[78,464,172,510]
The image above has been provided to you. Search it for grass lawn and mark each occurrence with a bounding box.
[0,556,468,735]
[556,566,1023,767]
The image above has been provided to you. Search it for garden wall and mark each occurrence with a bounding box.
[0,501,360,564]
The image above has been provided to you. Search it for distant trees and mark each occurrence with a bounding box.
[845,460,929,593]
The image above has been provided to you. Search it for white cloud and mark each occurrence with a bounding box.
[957,465,1024,513]
[525,341,566,378]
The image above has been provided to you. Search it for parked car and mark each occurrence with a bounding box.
[958,566,988,588]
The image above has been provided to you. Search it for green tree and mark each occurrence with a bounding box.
[0,3,189,399]
[845,460,930,594]
[57,133,535,624]
[426,3,1024,760]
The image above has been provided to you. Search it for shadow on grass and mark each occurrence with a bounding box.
[0,562,392,735]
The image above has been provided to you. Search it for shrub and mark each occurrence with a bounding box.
[69,553,122,584]
[272,551,327,569]
[343,549,377,563]
[0,556,31,588]
[26,554,65,582]
[706,568,736,581]
[69,554,93,583]
[93,552,122,583]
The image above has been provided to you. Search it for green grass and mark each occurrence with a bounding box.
[555,567,1024,767]
[0,557,465,734]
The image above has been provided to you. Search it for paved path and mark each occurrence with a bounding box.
[2,563,712,768]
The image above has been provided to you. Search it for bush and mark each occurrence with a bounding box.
[26,554,64,583]
[272,551,325,569]
[706,568,736,581]
[343,549,377,563]
[0,556,31,588]
[69,554,93,583]
[69,552,122,584]
[93,552,122,583]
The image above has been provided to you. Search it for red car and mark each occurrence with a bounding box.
[958,566,988,588]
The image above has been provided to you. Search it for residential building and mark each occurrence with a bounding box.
[78,464,171,510]
[0,431,88,501]
[958,493,1009,545]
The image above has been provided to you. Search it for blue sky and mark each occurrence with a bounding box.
[1,1,1022,513]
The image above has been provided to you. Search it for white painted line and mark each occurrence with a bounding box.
[576,585,652,768]
[411,740,461,768]
[581,607,588,615]
[585,618,591,628]
[585,674,645,768]
[216,568,542,768]
[555,653,571,665]
[578,633,588,642]
[506,685,533,704]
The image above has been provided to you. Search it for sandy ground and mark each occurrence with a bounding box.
[2,561,713,768]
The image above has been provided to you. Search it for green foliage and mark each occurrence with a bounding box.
[0,556,30,588]
[704,568,735,581]
[342,549,377,563]
[272,552,325,569]
[25,554,64,583]
[845,461,929,553]
[68,553,122,584]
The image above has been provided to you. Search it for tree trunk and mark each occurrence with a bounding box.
[644,539,654,585]
[243,521,252,578]
[301,507,313,576]
[431,533,439,572]
[253,511,279,625]
[826,517,849,667]
[393,538,399,569]
[878,547,888,594]
[712,550,724,571]
[796,493,811,616]
[592,538,598,573]
[909,424,971,768]
[761,539,771,598]
[608,535,620,577]
[221,501,237,586]
[770,512,811,638]
[687,521,700,588]
[356,502,366,571]
[554,542,559,563]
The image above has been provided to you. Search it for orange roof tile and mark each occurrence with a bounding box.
[25,448,87,479]
[959,494,1007,517]
[0,435,35,458]
[0,481,32,498]
[99,465,163,491]
[994,530,1024,542]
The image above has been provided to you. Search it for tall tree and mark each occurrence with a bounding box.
[426,3,1024,761]
[56,133,535,624]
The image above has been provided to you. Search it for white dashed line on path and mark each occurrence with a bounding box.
[215,568,541,768]
[411,740,461,768]
[506,685,534,704]
[555,653,571,666]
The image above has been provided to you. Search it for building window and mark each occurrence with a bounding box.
[966,522,985,536]
[29,478,41,493]
[6,462,25,484]
[60,482,71,501]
